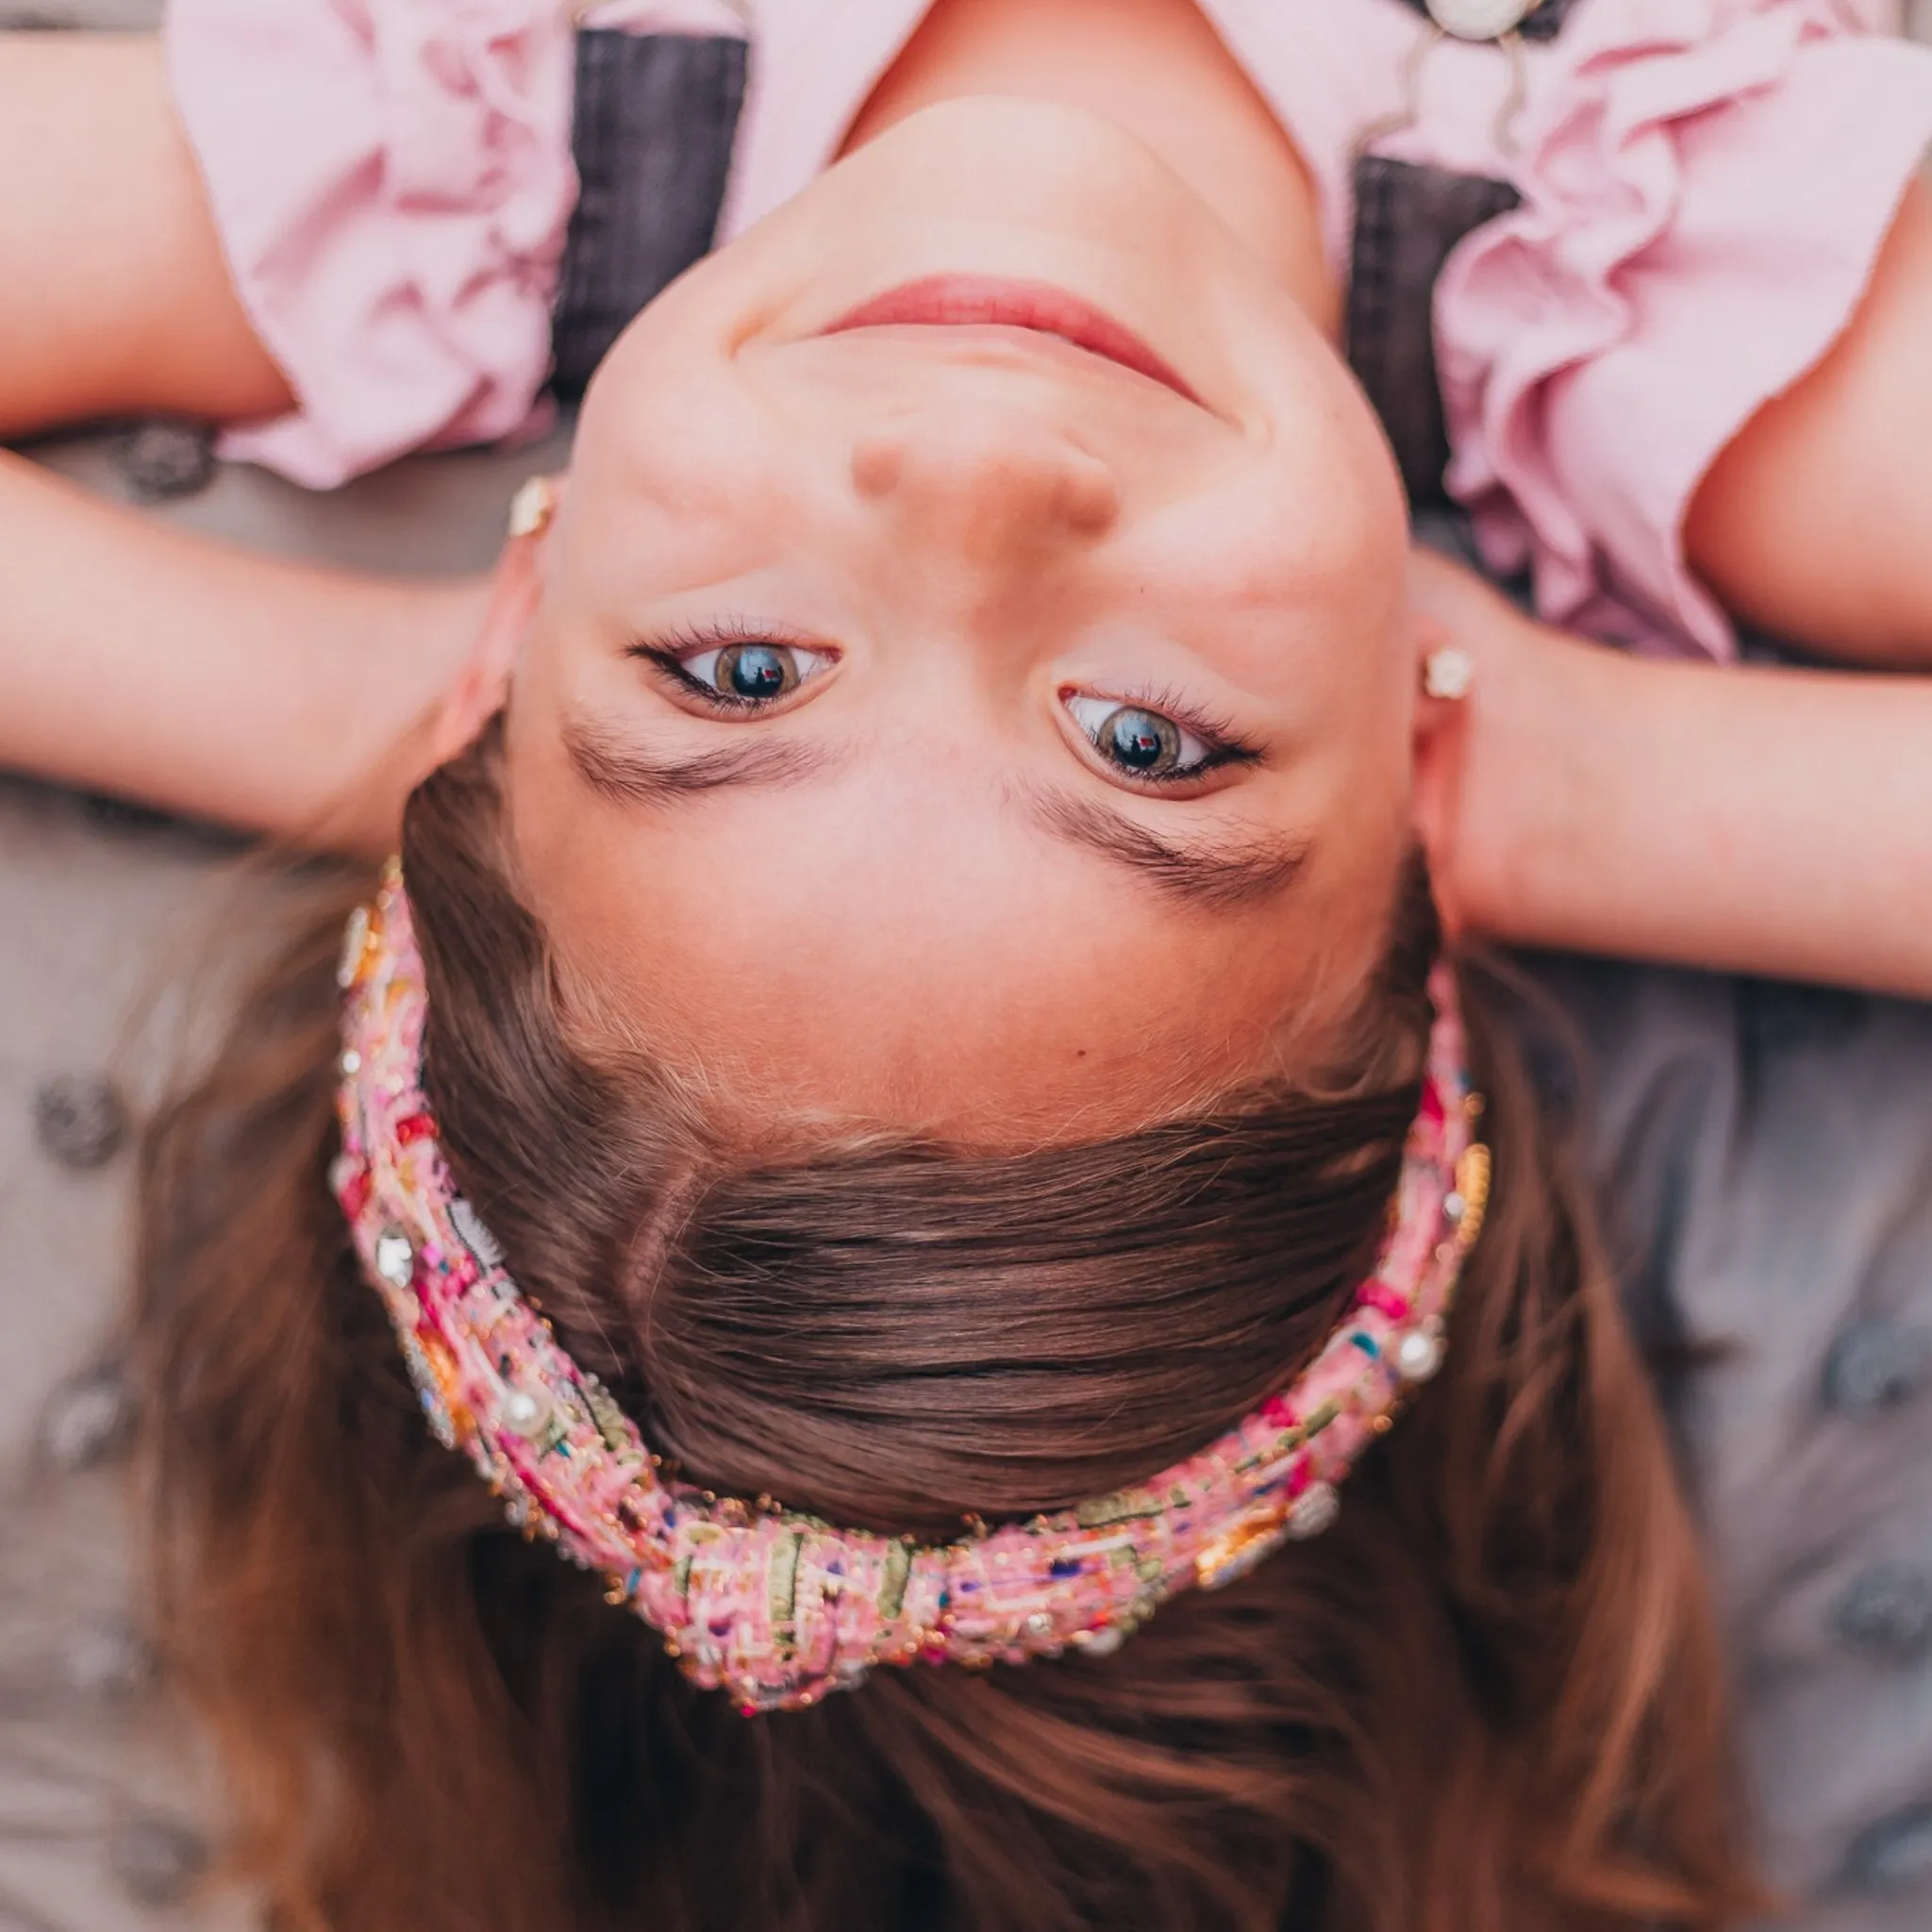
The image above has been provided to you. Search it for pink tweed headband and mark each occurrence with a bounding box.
[333,865,1490,1714]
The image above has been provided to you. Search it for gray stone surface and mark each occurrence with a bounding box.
[1,6,1929,1927]
[5,418,556,1932]
[0,786,256,1928]
[0,414,555,1929]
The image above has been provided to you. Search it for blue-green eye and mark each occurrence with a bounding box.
[672,641,830,706]
[1065,694,1216,780]
[1101,708,1178,772]
[711,643,793,700]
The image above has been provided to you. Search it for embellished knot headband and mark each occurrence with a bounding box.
[333,865,1490,1714]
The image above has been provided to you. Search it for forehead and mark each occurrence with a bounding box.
[508,719,1400,1141]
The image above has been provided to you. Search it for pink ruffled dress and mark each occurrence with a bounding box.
[165,0,1932,659]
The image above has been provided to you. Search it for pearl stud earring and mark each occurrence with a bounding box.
[1422,646,1475,702]
[507,475,558,540]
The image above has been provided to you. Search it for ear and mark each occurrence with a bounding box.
[1407,612,1472,946]
[425,477,561,768]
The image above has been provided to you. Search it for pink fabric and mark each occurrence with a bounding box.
[164,0,1932,658]
[1436,1,1932,657]
[166,0,575,486]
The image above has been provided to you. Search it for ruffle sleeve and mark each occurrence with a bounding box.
[1435,1,1932,659]
[164,0,587,489]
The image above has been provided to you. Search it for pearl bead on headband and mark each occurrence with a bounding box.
[333,864,1491,1714]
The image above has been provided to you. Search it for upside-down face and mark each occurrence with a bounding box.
[504,97,1423,1143]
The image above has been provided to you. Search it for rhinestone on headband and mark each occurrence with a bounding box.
[333,866,1490,1714]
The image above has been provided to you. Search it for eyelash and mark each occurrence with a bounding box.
[627,627,1260,783]
[625,619,830,712]
[1067,683,1262,786]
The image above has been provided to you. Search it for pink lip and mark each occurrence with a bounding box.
[820,275,1201,404]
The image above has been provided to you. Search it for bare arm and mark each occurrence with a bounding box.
[0,31,491,849]
[1419,180,1932,991]
[1685,179,1932,668]
[0,452,489,850]
[0,32,291,435]
[1415,555,1932,999]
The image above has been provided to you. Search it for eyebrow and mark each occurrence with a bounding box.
[1020,786,1309,910]
[563,713,1308,910]
[564,716,848,802]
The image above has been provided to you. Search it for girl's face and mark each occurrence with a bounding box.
[505,97,1423,1143]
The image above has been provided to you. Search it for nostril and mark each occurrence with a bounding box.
[1061,460,1120,535]
[850,431,905,498]
[851,419,1120,537]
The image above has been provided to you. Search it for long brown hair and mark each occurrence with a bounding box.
[134,725,1759,1930]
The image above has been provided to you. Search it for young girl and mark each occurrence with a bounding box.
[5,0,1932,1924]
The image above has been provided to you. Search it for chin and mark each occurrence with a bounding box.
[808,93,1225,279]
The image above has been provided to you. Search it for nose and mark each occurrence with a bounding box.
[850,405,1121,558]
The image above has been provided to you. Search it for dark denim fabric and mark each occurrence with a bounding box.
[1345,157,1521,507]
[551,31,747,397]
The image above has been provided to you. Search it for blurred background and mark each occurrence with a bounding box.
[0,6,567,1924]
[0,3,1929,1928]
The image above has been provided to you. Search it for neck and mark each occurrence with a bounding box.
[841,0,1340,337]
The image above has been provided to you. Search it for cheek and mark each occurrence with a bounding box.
[1141,476,1408,697]
[564,297,812,582]
[1182,380,1409,679]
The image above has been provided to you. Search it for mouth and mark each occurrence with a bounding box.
[820,275,1201,404]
